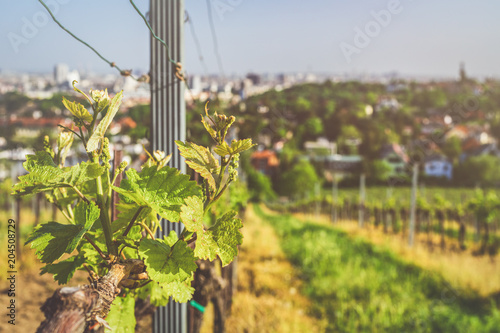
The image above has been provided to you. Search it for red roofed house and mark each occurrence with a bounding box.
[250,149,279,177]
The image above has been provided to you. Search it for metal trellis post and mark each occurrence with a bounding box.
[409,163,419,247]
[150,0,187,332]
[359,173,366,228]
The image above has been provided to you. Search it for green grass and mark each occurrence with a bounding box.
[255,205,500,333]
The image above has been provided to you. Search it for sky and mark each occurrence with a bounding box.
[1,0,500,79]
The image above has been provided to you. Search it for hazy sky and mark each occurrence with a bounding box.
[1,0,500,78]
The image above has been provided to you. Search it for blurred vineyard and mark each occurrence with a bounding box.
[253,205,500,333]
[268,186,500,256]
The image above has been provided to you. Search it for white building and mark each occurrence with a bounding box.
[424,155,453,180]
[54,63,69,85]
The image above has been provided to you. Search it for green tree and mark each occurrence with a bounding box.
[246,168,277,202]
[442,136,462,163]
[124,103,150,141]
[411,88,447,109]
[278,159,320,198]
[365,160,392,183]
[298,116,324,142]
[455,155,500,186]
[491,119,500,143]
[337,125,362,155]
[0,91,30,111]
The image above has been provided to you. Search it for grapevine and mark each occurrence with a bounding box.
[12,82,255,332]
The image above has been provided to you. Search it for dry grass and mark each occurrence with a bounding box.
[291,211,500,297]
[203,205,325,333]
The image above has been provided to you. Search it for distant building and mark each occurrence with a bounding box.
[460,143,500,163]
[304,138,336,156]
[250,149,279,177]
[1,117,72,139]
[380,143,409,177]
[315,154,362,173]
[375,95,400,112]
[190,75,202,95]
[67,70,80,86]
[246,73,261,85]
[424,154,452,180]
[54,63,69,85]
[445,125,469,140]
[54,63,80,89]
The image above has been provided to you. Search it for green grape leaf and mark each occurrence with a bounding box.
[213,141,231,157]
[163,230,180,247]
[179,196,204,233]
[74,200,101,227]
[62,97,93,123]
[12,151,106,196]
[138,236,197,284]
[195,211,243,266]
[113,165,201,222]
[163,278,195,303]
[214,139,255,157]
[57,131,74,167]
[142,281,170,307]
[175,141,220,191]
[90,88,110,113]
[25,201,100,263]
[80,174,110,201]
[86,90,123,152]
[111,203,151,235]
[106,294,136,333]
[40,255,86,285]
[141,276,195,305]
[201,115,217,141]
[230,138,256,154]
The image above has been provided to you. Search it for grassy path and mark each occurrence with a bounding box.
[217,205,325,332]
[255,205,500,333]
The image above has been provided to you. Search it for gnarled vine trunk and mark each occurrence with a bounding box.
[36,259,145,333]
[188,259,237,333]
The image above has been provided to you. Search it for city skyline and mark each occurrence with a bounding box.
[1,1,500,79]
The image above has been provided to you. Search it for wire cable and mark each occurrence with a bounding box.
[129,0,178,66]
[39,0,196,99]
[205,0,225,78]
[37,0,137,79]
[129,0,197,101]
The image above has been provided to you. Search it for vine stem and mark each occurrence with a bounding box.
[58,125,82,141]
[68,185,90,204]
[79,127,87,150]
[213,181,231,204]
[138,222,155,239]
[95,166,116,257]
[84,234,107,260]
[186,233,197,245]
[122,206,145,237]
[58,188,75,220]
[59,208,72,223]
